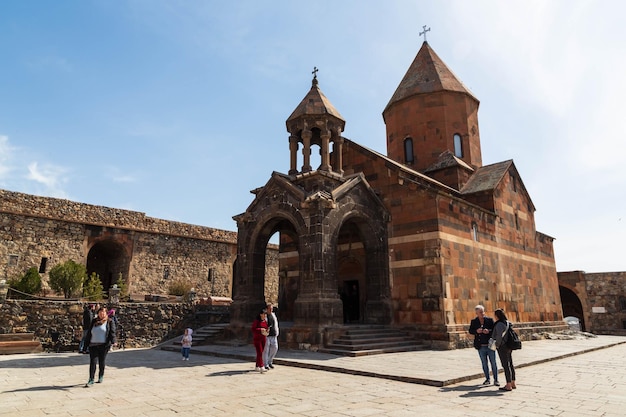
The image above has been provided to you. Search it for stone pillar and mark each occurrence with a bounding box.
[320,130,331,172]
[301,129,312,172]
[109,285,121,305]
[289,135,299,175]
[334,135,344,175]
[292,204,343,330]
[0,279,7,302]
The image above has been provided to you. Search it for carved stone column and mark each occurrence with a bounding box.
[301,129,312,172]
[320,130,331,171]
[334,135,344,175]
[289,135,299,175]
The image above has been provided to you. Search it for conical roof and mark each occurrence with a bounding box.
[287,77,345,123]
[384,42,478,113]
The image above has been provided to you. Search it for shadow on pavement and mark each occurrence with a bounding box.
[0,348,249,371]
[206,369,254,377]
[439,384,505,397]
[3,384,83,393]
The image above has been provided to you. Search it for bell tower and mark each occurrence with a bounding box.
[383,41,482,172]
[286,69,346,175]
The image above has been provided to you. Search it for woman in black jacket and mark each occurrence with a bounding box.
[85,307,117,386]
[493,308,516,391]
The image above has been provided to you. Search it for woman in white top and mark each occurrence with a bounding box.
[85,307,117,386]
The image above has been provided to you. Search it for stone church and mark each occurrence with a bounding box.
[230,41,566,348]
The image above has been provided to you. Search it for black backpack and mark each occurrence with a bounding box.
[505,322,522,350]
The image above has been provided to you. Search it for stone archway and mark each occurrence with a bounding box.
[333,215,391,325]
[560,285,586,331]
[231,206,304,329]
[86,240,129,292]
[338,257,364,323]
[231,170,390,345]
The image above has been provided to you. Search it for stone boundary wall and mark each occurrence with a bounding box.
[0,188,237,243]
[585,271,626,334]
[0,300,229,349]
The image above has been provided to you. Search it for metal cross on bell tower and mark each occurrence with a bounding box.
[419,25,431,42]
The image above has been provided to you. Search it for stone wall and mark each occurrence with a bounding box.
[0,189,237,242]
[0,299,229,348]
[584,272,626,334]
[0,188,279,300]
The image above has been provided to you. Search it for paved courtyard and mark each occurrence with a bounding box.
[1,336,625,416]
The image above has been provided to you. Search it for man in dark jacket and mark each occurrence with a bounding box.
[79,303,97,353]
[468,304,499,386]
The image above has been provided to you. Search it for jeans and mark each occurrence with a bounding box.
[181,347,190,359]
[497,347,516,383]
[478,345,498,381]
[263,335,278,366]
[79,330,89,352]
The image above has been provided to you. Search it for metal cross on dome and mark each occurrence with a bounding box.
[312,66,319,79]
[419,25,431,42]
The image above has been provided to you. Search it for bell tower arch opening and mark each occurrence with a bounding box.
[86,239,129,293]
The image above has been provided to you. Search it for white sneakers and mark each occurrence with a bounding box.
[254,366,266,373]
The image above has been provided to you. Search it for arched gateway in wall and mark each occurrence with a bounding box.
[229,74,392,345]
[87,239,130,291]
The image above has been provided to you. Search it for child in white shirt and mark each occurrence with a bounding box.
[181,328,192,361]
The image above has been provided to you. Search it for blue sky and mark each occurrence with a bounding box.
[1,1,624,273]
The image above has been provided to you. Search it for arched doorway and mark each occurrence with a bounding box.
[338,258,364,323]
[334,216,391,325]
[243,217,300,322]
[86,240,129,292]
[560,286,586,331]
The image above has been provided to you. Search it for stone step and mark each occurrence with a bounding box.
[0,333,43,355]
[322,326,422,356]
[343,327,400,334]
[318,344,425,357]
[170,324,227,346]
[325,339,419,351]
[330,335,411,346]
[0,333,37,342]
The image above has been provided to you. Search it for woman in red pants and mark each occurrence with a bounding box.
[251,309,269,373]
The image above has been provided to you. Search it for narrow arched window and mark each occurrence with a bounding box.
[453,133,463,158]
[404,137,414,164]
[471,222,478,241]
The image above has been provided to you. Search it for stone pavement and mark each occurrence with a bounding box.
[1,336,625,417]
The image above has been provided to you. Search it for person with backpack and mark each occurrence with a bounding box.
[493,308,516,391]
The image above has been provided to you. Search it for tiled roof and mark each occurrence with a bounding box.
[461,160,512,194]
[287,78,345,123]
[424,150,474,173]
[384,42,478,113]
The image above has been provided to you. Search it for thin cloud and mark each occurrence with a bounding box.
[26,161,69,198]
